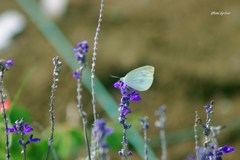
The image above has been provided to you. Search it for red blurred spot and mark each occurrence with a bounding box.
[0,100,11,112]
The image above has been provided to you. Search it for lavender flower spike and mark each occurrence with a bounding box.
[114,80,142,158]
[0,59,15,159]
[72,41,91,159]
[93,118,113,159]
[73,40,89,64]
[72,41,89,80]
[8,118,40,159]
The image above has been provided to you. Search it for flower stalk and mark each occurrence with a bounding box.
[114,81,141,159]
[0,60,14,160]
[155,105,167,160]
[46,57,62,160]
[91,0,104,124]
[140,117,150,160]
[72,41,91,159]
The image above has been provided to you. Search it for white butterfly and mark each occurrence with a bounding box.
[120,66,155,91]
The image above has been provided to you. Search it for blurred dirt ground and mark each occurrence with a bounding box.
[1,0,240,159]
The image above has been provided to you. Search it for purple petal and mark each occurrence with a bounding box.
[23,123,33,134]
[95,118,106,130]
[130,90,141,102]
[114,81,123,89]
[105,128,113,135]
[29,134,41,142]
[5,60,14,68]
[7,127,16,133]
[73,71,81,80]
[203,105,213,112]
[218,146,234,153]
[73,41,89,54]
[30,137,41,142]
[121,107,131,116]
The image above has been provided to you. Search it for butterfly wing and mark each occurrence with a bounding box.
[122,66,154,91]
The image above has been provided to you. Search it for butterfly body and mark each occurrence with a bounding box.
[120,66,154,91]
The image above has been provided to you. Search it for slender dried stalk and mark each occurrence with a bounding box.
[194,111,200,160]
[0,61,11,160]
[46,57,62,160]
[76,66,91,160]
[90,0,104,159]
[91,0,104,123]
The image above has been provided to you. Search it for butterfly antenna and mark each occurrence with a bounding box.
[110,75,120,79]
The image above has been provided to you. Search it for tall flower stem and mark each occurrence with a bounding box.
[21,133,27,160]
[72,40,91,159]
[46,57,62,160]
[120,124,130,160]
[0,72,10,159]
[203,100,214,159]
[194,111,200,160]
[160,127,167,160]
[76,66,91,160]
[91,0,104,123]
[140,117,150,160]
[155,105,167,160]
[114,81,141,159]
[0,60,13,160]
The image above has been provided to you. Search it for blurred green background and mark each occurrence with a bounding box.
[0,0,240,159]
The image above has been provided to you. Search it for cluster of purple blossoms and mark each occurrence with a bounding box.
[72,41,89,80]
[188,101,234,160]
[114,81,141,157]
[114,81,141,129]
[92,119,113,157]
[8,118,40,149]
[186,146,234,160]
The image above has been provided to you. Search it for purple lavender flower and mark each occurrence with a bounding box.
[214,145,234,159]
[0,59,14,71]
[204,105,214,113]
[198,145,235,160]
[114,80,142,158]
[73,41,89,63]
[194,101,234,160]
[114,81,141,123]
[73,41,89,54]
[94,119,113,136]
[73,71,81,80]
[19,134,41,146]
[8,121,33,135]
[93,118,113,158]
[8,118,40,150]
[72,41,89,80]
[186,145,234,160]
